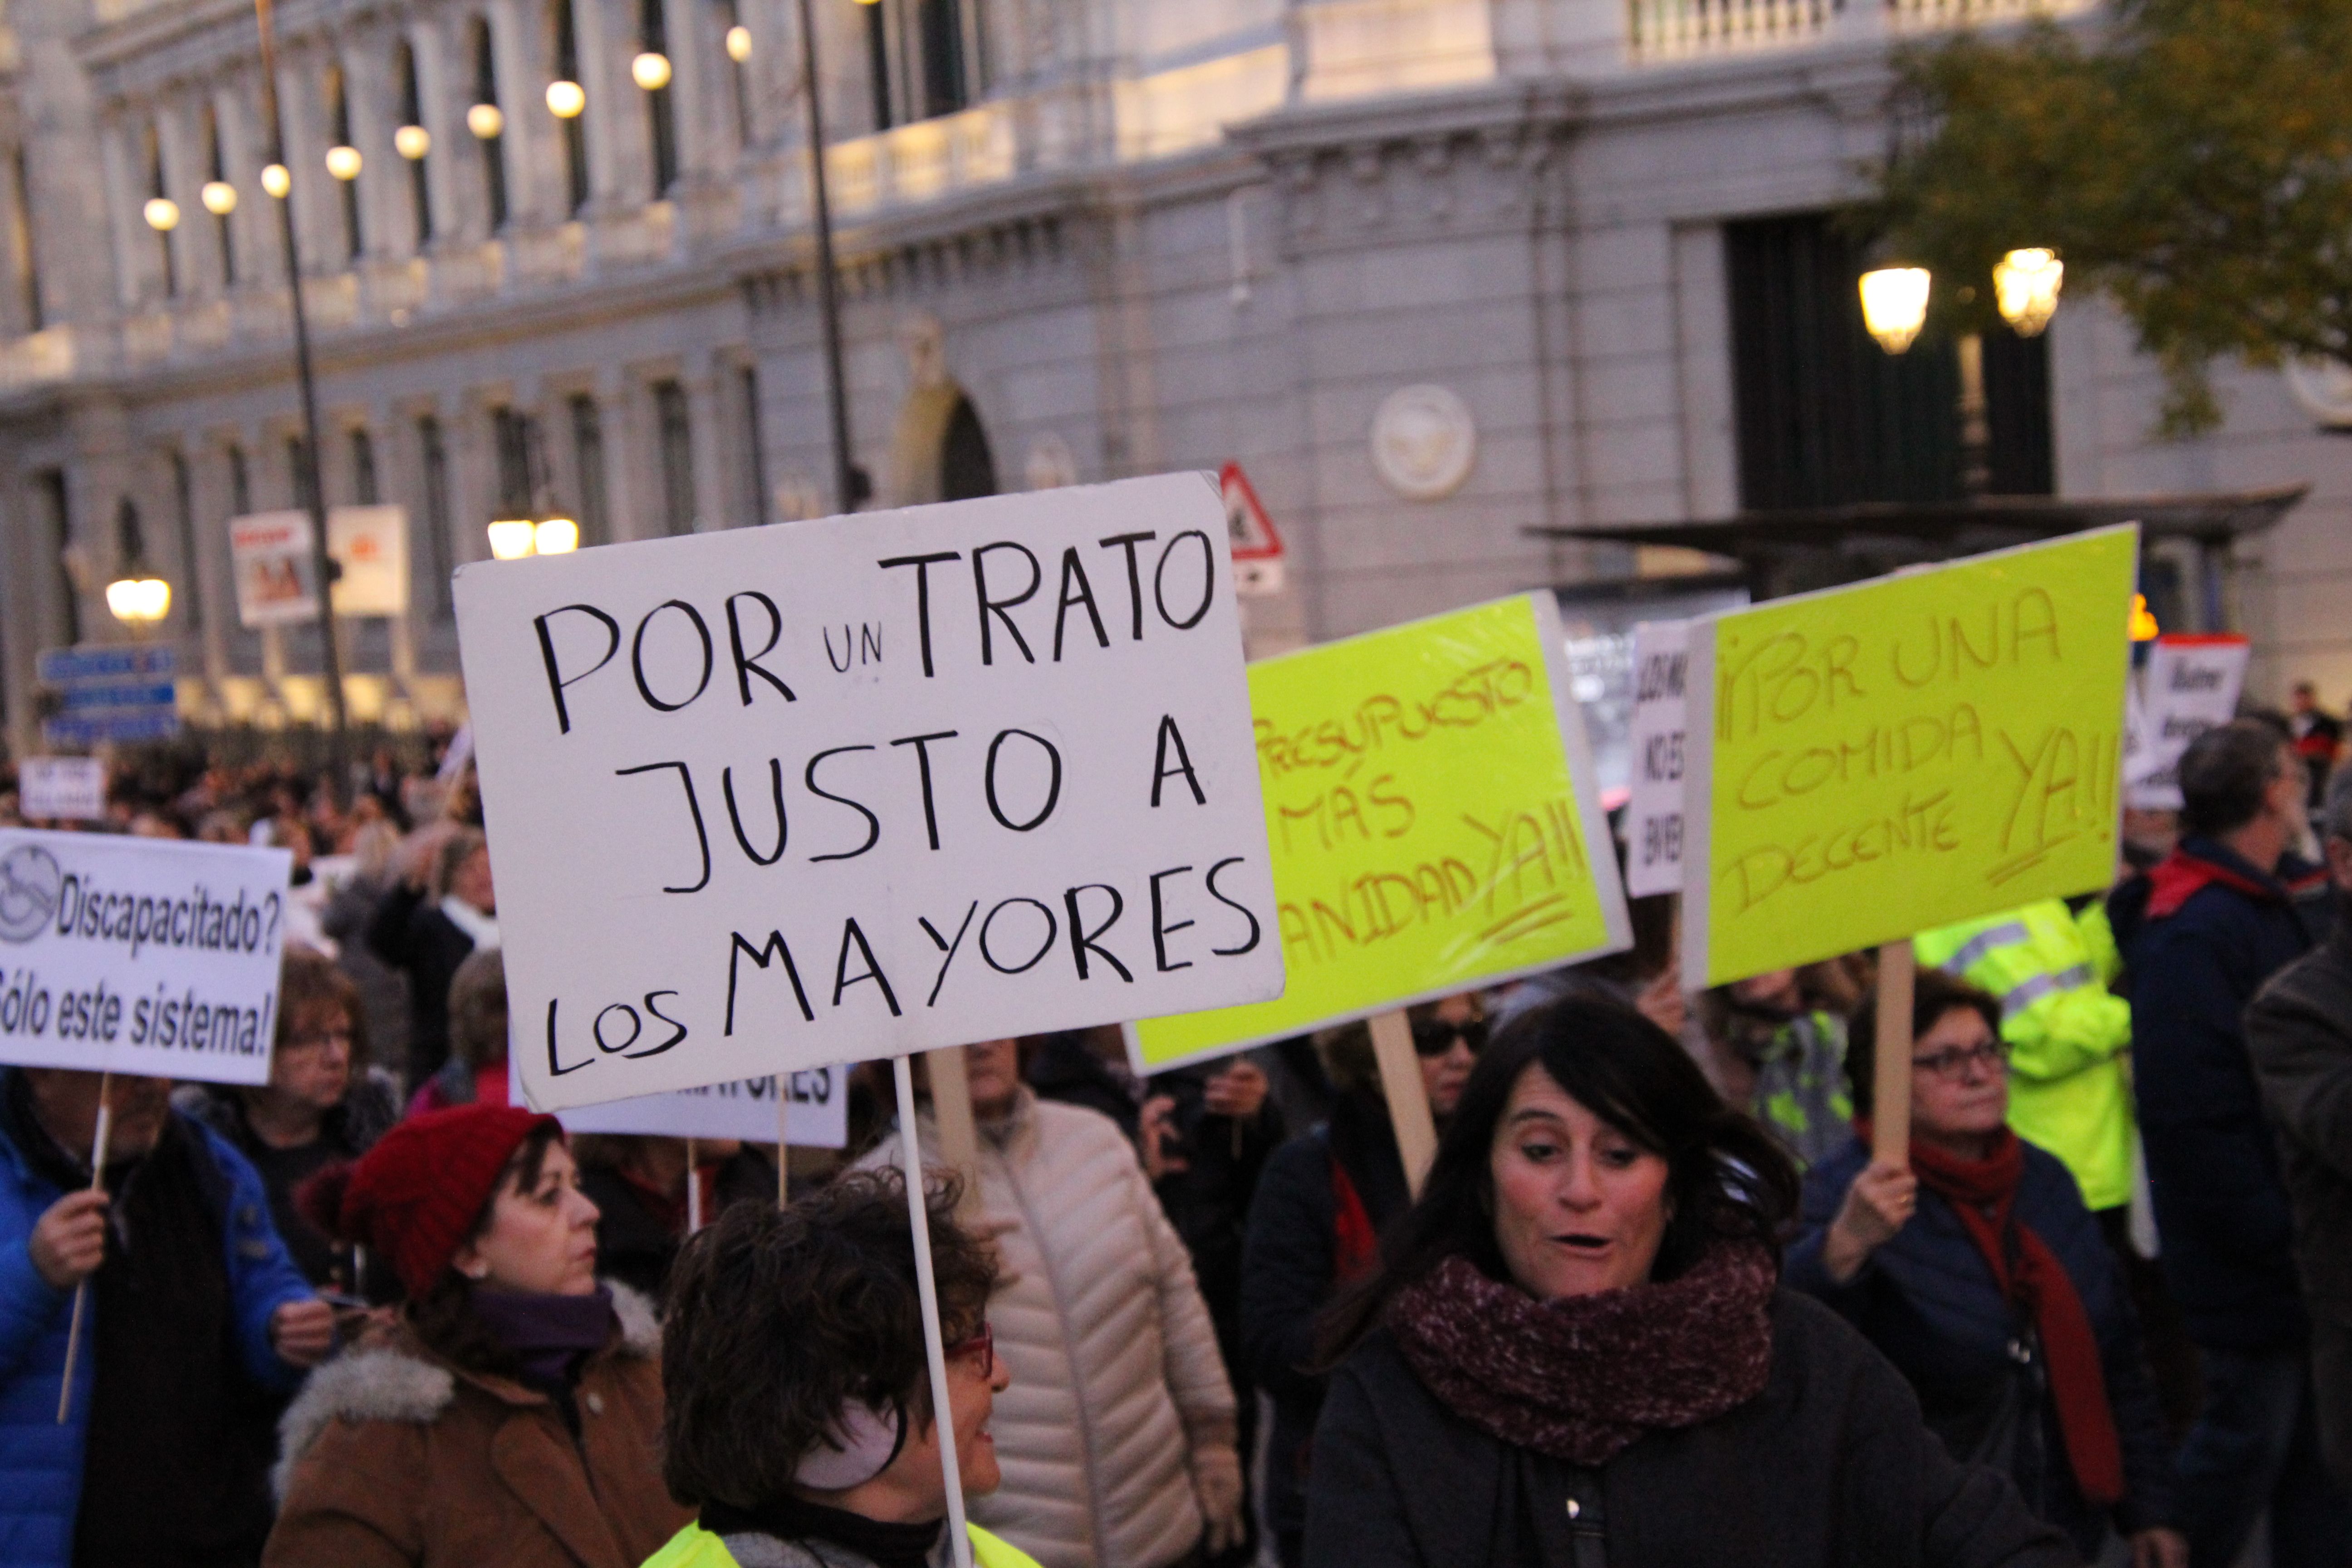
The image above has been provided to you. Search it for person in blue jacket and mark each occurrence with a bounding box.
[1787,968,2182,1566]
[2108,719,2351,1567]
[0,1066,334,1568]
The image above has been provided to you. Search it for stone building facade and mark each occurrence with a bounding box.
[0,0,2344,755]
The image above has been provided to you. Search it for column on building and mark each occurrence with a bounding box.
[572,0,627,211]
[98,106,155,311]
[659,0,714,189]
[341,22,404,266]
[410,13,471,249]
[213,75,275,291]
[0,475,39,758]
[680,354,726,531]
[186,432,240,706]
[152,89,202,305]
[486,0,556,230]
[272,37,343,281]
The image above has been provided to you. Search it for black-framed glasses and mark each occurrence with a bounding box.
[1911,1040,2011,1080]
[1411,1019,1488,1058]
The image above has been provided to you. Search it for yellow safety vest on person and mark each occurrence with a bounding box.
[640,1520,1045,1568]
[1913,898,2136,1211]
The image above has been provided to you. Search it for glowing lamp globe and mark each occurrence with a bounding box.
[1859,267,1931,355]
[261,163,292,199]
[200,180,238,215]
[546,80,586,118]
[1993,248,2064,338]
[632,51,673,91]
[325,145,362,181]
[394,124,431,160]
[142,197,181,232]
[726,24,752,61]
[467,103,506,140]
[106,576,171,624]
[535,517,580,555]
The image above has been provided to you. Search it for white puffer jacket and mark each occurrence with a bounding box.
[859,1089,1236,1568]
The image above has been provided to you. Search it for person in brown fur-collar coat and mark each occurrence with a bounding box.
[265,1106,690,1568]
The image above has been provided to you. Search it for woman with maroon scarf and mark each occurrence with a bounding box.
[1788,970,2184,1567]
[1304,995,2069,1568]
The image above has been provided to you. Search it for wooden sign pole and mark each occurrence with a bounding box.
[1368,1009,1439,1199]
[892,1054,975,1568]
[56,1073,112,1425]
[923,1045,984,1221]
[1872,942,1916,1167]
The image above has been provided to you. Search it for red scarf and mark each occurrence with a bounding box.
[1387,1240,1777,1466]
[1865,1121,2125,1506]
[1329,1156,1380,1287]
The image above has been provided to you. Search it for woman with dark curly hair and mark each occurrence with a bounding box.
[1303,995,2075,1568]
[265,1105,686,1568]
[644,1168,1040,1568]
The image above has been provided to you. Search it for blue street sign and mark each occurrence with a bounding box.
[36,645,176,686]
[54,681,177,714]
[42,711,181,746]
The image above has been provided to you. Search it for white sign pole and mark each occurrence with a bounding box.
[892,1054,974,1568]
[55,1077,110,1424]
[685,1137,703,1234]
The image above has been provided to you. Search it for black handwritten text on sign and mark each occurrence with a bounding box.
[455,473,1283,1111]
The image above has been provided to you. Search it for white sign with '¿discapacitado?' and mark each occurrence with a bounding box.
[457,473,1284,1112]
[0,831,294,1083]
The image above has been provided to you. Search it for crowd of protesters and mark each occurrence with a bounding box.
[1,697,2351,1568]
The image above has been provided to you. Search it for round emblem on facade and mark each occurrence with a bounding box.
[1370,384,1476,501]
[2285,359,2352,429]
[0,844,63,943]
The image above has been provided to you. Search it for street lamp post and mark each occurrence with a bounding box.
[795,0,859,514]
[1860,250,2064,499]
[253,0,351,782]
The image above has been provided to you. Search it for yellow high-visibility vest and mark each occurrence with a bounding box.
[641,1519,1045,1568]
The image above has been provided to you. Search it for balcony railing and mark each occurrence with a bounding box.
[1628,0,2090,61]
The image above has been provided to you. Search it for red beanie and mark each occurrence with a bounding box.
[322,1105,560,1298]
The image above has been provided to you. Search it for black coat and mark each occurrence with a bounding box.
[2108,837,2328,1350]
[1303,1291,2075,1568]
[2245,916,2352,1321]
[364,882,477,1086]
[1240,1089,1413,1540]
[1787,1136,2176,1554]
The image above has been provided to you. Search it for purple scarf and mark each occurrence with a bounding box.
[471,1284,617,1386]
[1387,1240,1777,1466]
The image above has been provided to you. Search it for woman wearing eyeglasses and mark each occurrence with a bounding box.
[1239,992,1487,1568]
[179,945,402,1293]
[1787,968,2187,1568]
[645,1169,1039,1568]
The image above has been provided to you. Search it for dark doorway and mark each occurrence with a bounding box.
[1725,212,2052,511]
[940,397,996,500]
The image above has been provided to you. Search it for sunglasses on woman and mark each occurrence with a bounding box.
[1411,1019,1488,1058]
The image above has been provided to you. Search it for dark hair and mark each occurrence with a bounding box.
[447,947,508,1069]
[1843,968,2002,1117]
[661,1168,999,1511]
[1316,995,1798,1362]
[406,1121,566,1375]
[2179,719,2294,839]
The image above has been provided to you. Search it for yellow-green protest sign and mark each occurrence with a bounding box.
[1681,526,2138,988]
[1129,594,1628,1070]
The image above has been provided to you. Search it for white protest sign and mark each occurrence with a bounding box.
[456,472,1284,1112]
[328,505,411,617]
[0,831,294,1083]
[2124,634,2249,809]
[19,759,107,822]
[1623,620,1689,898]
[544,1069,849,1149]
[230,510,320,629]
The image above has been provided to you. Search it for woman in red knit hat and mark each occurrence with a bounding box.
[263,1104,690,1568]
